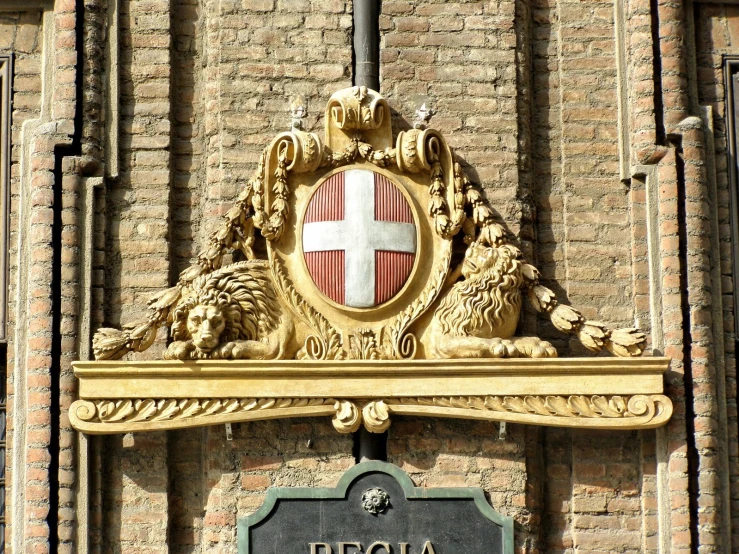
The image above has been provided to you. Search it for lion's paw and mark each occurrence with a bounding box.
[212,342,236,359]
[230,341,253,359]
[164,340,194,360]
[488,337,519,358]
[512,337,558,358]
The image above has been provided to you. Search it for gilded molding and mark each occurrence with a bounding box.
[70,397,339,434]
[69,394,672,434]
[70,358,673,434]
[382,394,673,430]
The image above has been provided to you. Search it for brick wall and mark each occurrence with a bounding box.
[164,420,353,554]
[0,12,44,550]
[1,0,737,552]
[531,0,635,354]
[198,0,352,260]
[389,419,532,551]
[108,0,172,340]
[101,0,356,551]
[90,0,716,551]
[693,7,739,548]
[380,1,522,237]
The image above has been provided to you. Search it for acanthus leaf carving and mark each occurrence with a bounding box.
[269,254,345,361]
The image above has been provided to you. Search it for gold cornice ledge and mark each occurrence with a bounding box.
[70,358,673,434]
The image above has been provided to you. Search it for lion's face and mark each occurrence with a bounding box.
[186,305,227,351]
[461,243,498,280]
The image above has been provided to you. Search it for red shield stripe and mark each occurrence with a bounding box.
[375,173,413,223]
[305,171,344,223]
[303,168,416,308]
[304,250,345,305]
[375,250,414,304]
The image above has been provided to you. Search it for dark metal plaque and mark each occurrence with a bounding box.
[238,461,513,554]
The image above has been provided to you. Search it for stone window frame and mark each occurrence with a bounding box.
[724,56,739,339]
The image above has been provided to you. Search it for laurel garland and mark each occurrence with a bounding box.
[428,155,452,238]
[257,142,290,241]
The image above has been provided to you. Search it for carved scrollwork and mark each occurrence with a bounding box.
[268,130,323,175]
[73,400,97,422]
[69,393,672,434]
[396,128,444,174]
[326,86,389,131]
[384,394,673,429]
[362,400,391,433]
[332,400,362,433]
[257,126,324,243]
[70,397,341,434]
[395,129,465,241]
[74,397,321,424]
[269,254,345,360]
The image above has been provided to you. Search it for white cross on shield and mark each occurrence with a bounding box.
[302,169,417,308]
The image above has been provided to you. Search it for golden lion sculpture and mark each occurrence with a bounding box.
[92,218,646,362]
[93,238,646,361]
[421,239,646,359]
[162,261,297,360]
[425,242,558,358]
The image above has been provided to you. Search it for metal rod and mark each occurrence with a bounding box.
[358,427,387,462]
[353,0,381,92]
[352,0,384,461]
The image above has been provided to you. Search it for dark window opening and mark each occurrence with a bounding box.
[723,58,739,341]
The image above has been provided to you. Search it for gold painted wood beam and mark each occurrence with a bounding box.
[70,358,673,434]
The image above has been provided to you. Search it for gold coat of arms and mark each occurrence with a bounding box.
[71,87,672,434]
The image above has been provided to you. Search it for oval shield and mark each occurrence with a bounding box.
[302,168,417,308]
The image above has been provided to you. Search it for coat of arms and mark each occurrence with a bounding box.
[303,168,416,309]
[71,87,672,435]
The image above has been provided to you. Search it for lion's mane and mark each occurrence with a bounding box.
[434,244,524,337]
[171,260,281,343]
